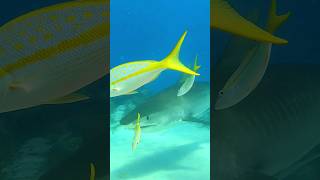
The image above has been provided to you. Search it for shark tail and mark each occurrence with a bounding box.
[161,31,200,76]
[266,0,291,33]
[211,0,288,44]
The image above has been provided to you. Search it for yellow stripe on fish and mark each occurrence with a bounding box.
[110,31,199,97]
[0,0,109,113]
[0,0,108,75]
[0,23,107,77]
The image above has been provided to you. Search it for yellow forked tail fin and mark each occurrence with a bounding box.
[193,55,200,71]
[266,0,291,33]
[211,0,288,44]
[161,31,200,76]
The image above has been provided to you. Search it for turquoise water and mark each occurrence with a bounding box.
[110,0,210,179]
[111,0,210,92]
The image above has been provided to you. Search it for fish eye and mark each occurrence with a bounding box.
[146,116,150,120]
[218,90,224,95]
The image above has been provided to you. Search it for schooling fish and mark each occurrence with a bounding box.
[0,0,109,113]
[177,55,200,96]
[132,113,141,151]
[110,31,199,98]
[215,0,290,110]
[211,0,288,44]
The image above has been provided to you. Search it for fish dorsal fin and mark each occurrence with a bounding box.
[161,31,199,76]
[211,0,287,44]
[266,0,291,33]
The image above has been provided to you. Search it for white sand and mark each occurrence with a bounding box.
[110,123,210,180]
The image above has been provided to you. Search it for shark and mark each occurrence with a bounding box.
[118,63,320,180]
[119,82,210,131]
[213,64,320,180]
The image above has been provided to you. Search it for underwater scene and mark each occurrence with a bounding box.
[110,0,210,180]
[0,0,108,179]
[213,0,320,179]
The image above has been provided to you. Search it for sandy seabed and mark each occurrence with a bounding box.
[110,123,210,180]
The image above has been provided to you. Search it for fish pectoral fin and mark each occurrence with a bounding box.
[44,93,89,105]
[237,172,278,180]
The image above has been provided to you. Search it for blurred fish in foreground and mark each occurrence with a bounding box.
[211,0,288,44]
[110,31,199,98]
[215,0,290,110]
[0,0,108,113]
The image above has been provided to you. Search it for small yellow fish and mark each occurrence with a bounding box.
[177,55,200,96]
[132,113,141,151]
[110,31,199,97]
[90,162,95,180]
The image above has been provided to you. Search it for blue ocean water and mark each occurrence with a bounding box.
[111,0,210,93]
[110,1,210,180]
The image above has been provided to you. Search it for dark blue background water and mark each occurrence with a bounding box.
[111,0,210,93]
